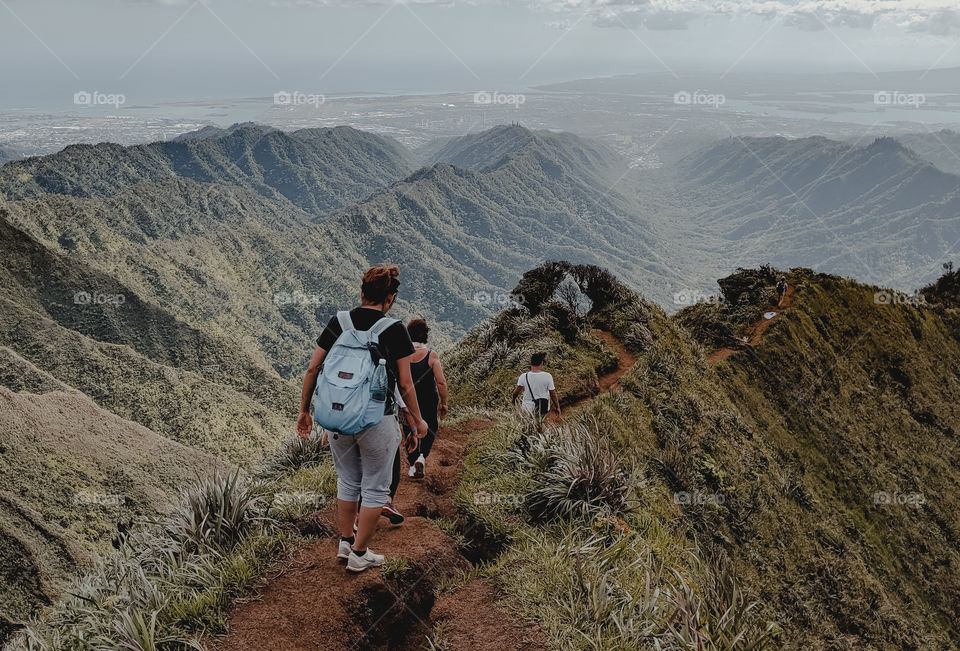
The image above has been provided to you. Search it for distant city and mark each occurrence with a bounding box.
[3,68,959,163]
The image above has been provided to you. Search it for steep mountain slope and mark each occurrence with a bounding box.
[0,295,292,466]
[0,125,414,215]
[445,263,960,648]
[897,129,960,175]
[2,181,340,378]
[0,210,294,461]
[0,207,293,638]
[2,125,683,381]
[331,128,682,312]
[429,124,625,181]
[0,209,292,404]
[0,383,225,637]
[677,136,960,289]
[677,268,960,646]
[172,122,276,143]
[0,147,22,165]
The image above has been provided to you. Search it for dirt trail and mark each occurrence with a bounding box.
[214,330,635,650]
[213,418,547,651]
[707,286,795,364]
[560,329,637,412]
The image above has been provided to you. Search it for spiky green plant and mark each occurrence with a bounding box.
[260,431,331,478]
[168,470,266,552]
[521,423,632,523]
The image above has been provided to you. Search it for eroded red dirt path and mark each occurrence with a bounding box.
[213,419,547,651]
[707,285,795,364]
[215,330,638,650]
[561,329,637,412]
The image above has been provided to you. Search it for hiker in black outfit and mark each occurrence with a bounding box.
[776,276,788,307]
[405,319,448,479]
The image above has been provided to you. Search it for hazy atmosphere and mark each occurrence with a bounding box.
[2,1,960,649]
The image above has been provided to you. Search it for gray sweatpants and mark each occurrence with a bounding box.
[327,414,402,508]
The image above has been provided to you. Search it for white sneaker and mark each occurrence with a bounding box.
[408,464,417,478]
[337,539,351,560]
[346,549,385,573]
[413,454,425,479]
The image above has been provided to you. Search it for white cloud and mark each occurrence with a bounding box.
[590,0,957,31]
[782,7,878,31]
[904,7,960,35]
[262,0,960,34]
[271,0,464,5]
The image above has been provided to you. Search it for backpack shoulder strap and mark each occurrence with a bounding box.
[524,372,536,399]
[337,310,354,334]
[368,317,398,343]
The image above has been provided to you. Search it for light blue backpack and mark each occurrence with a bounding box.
[313,311,396,435]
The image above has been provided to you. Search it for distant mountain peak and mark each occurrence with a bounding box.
[172,122,275,143]
[426,124,625,183]
[0,124,414,214]
[867,136,910,154]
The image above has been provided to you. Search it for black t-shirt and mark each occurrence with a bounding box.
[316,307,414,413]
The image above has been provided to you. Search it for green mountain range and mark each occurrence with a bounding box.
[447,263,960,648]
[3,123,960,646]
[896,129,960,176]
[0,125,414,215]
[674,135,960,290]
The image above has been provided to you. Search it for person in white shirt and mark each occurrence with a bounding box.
[512,352,561,417]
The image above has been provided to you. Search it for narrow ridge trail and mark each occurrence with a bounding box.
[707,286,795,364]
[213,330,635,651]
[560,329,637,413]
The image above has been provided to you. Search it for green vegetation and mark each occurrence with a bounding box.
[675,135,960,290]
[4,120,960,646]
[0,385,227,637]
[921,261,960,307]
[897,129,960,175]
[0,125,413,214]
[448,263,960,648]
[456,415,779,649]
[8,432,339,650]
[10,473,280,649]
[445,262,632,409]
[382,557,411,580]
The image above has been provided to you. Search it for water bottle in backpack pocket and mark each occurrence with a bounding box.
[313,312,397,435]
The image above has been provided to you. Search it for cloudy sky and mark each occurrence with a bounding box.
[1,0,958,107]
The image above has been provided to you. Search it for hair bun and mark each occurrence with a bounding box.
[362,264,400,303]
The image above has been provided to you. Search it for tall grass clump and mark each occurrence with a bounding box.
[520,421,632,523]
[168,471,265,553]
[9,472,280,650]
[260,430,331,478]
[498,525,778,650]
[458,411,778,649]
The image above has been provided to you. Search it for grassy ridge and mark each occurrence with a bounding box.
[451,264,960,648]
[705,270,960,645]
[6,435,339,650]
[0,385,227,637]
[0,125,414,215]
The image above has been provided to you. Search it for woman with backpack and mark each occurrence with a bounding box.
[404,319,448,479]
[296,265,427,573]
